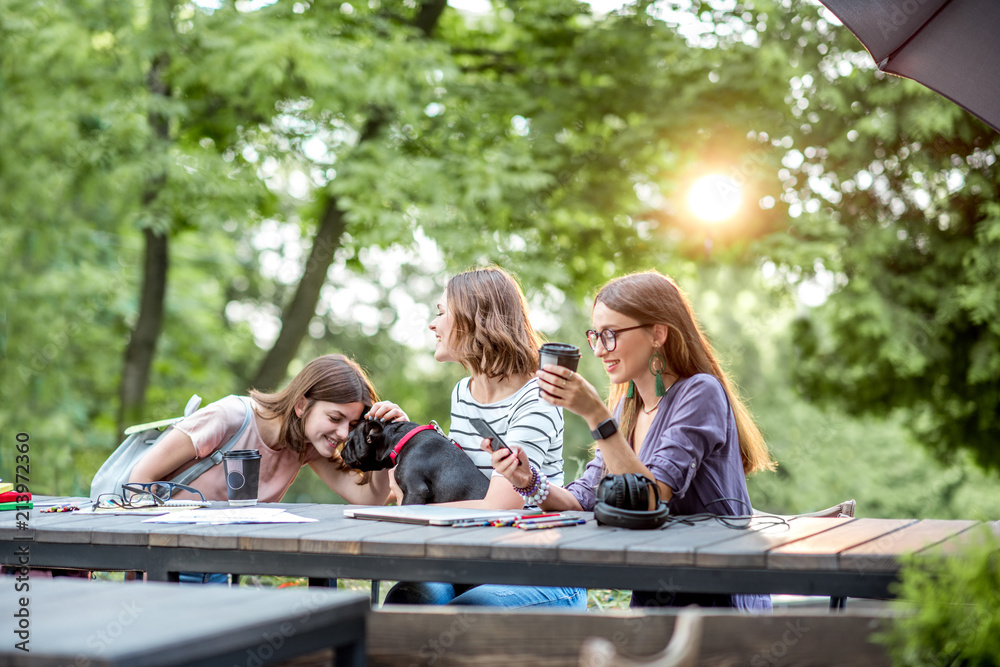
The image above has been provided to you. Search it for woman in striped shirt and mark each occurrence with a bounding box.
[383,266,584,608]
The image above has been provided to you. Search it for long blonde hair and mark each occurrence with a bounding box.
[596,271,775,475]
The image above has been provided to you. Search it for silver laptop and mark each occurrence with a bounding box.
[342,505,524,526]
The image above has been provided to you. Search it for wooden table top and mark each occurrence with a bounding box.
[2,498,995,599]
[0,574,368,666]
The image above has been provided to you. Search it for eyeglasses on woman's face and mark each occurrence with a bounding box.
[586,324,649,352]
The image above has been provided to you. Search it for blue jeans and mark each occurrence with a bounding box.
[178,571,229,584]
[383,582,586,608]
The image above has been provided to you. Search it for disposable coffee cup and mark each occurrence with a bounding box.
[223,450,261,507]
[539,343,581,373]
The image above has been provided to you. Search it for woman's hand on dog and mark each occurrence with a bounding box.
[481,440,533,489]
[366,401,408,423]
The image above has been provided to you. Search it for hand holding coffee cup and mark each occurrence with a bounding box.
[223,450,261,507]
[538,343,581,402]
[539,342,581,374]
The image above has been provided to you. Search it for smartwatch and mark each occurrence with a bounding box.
[590,418,618,441]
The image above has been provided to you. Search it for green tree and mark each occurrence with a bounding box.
[10,0,997,502]
[233,0,801,389]
[748,0,1000,471]
[2,0,793,492]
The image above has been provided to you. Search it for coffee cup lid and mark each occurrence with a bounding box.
[540,342,581,356]
[224,449,261,459]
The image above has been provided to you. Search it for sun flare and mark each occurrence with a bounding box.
[687,174,741,223]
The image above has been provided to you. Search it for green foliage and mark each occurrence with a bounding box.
[877,527,1000,666]
[752,0,1000,472]
[2,0,999,506]
[685,265,1000,520]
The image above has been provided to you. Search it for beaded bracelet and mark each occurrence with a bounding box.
[513,466,540,496]
[525,473,549,506]
[513,466,549,506]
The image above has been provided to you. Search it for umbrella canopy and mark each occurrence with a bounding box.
[818,0,1000,133]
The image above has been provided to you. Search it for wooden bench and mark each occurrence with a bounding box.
[366,607,895,666]
[0,576,369,666]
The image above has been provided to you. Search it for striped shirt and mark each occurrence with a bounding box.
[448,377,565,487]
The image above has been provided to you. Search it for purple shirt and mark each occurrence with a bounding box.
[566,373,771,613]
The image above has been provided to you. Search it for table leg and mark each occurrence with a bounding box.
[829,596,847,610]
[334,636,366,667]
[370,579,380,606]
[145,568,177,583]
[309,577,338,588]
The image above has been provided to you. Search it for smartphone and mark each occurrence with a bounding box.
[468,418,513,454]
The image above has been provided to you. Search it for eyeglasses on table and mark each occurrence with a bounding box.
[98,482,206,509]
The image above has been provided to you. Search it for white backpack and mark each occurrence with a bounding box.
[89,395,252,501]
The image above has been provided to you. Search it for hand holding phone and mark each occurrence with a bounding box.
[469,418,520,465]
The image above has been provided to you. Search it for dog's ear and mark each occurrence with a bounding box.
[341,420,380,468]
[364,419,384,442]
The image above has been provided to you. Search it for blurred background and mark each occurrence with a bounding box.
[2,0,998,519]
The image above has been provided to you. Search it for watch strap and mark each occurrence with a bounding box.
[590,418,618,441]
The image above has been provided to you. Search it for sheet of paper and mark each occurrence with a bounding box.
[142,508,318,524]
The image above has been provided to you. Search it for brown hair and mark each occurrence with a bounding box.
[595,271,775,475]
[250,354,378,472]
[446,267,541,380]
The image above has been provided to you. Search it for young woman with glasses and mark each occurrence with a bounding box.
[485,270,775,612]
[129,354,407,506]
[382,266,585,609]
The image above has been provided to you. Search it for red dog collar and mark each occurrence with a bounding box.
[389,424,462,465]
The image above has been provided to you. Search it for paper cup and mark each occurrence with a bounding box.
[223,450,261,507]
[539,343,581,373]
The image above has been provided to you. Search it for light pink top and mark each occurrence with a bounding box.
[167,395,320,502]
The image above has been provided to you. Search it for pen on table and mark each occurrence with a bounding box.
[450,519,498,528]
[451,518,520,528]
[516,518,587,530]
[41,504,80,513]
[516,515,576,525]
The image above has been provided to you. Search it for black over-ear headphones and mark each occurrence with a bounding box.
[594,473,670,529]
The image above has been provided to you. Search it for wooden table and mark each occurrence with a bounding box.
[1,499,993,600]
[0,574,368,666]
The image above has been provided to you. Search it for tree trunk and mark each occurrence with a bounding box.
[117,49,171,434]
[246,1,447,392]
[118,227,169,432]
[414,0,447,37]
[248,198,348,391]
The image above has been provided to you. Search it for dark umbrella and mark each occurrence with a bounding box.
[817,0,1000,133]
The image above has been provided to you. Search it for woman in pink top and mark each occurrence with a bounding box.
[129,354,405,504]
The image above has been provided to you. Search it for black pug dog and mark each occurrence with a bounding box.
[341,419,490,504]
